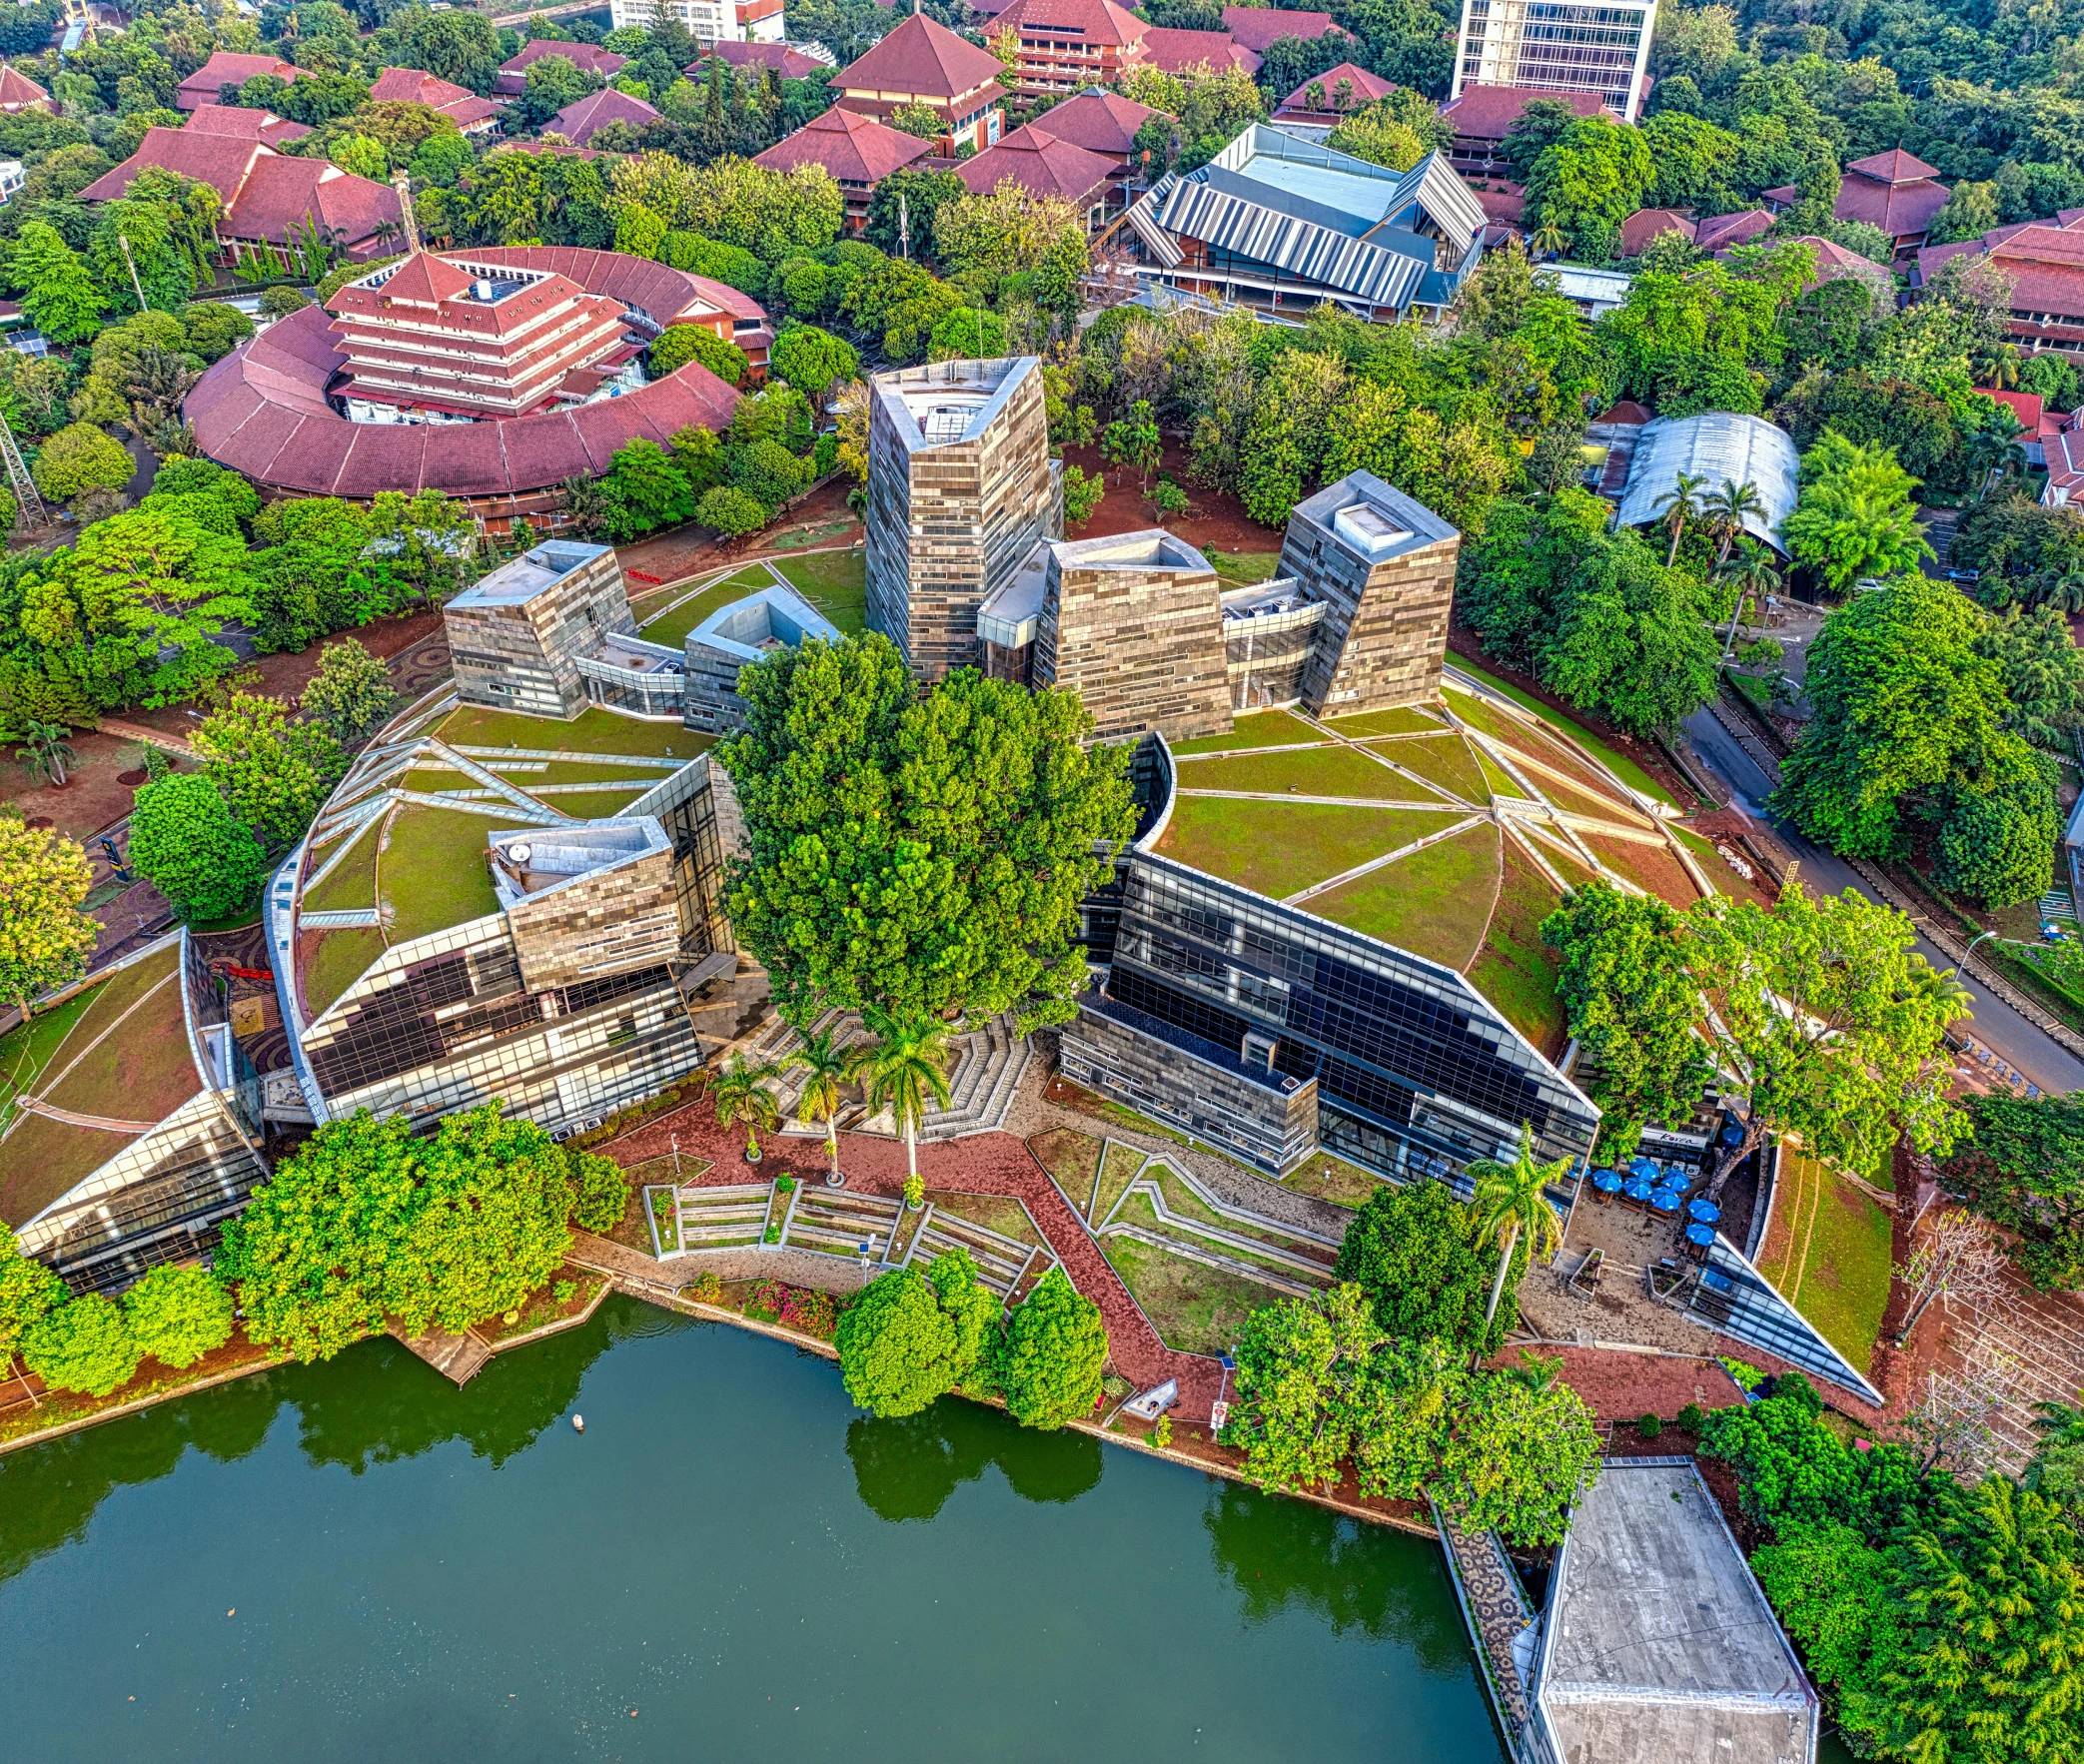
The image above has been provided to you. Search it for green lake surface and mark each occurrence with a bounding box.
[0,1297,1509,1761]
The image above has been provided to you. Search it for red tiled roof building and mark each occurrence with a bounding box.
[986,0,1148,101]
[0,65,52,113]
[1914,215,2084,368]
[1139,27,1261,74]
[751,106,930,232]
[1835,148,1950,259]
[1272,61,1395,125]
[178,52,301,112]
[369,67,505,135]
[1693,209,1773,254]
[546,86,660,145]
[833,12,1008,154]
[182,104,312,148]
[493,40,628,99]
[1221,6,1345,52]
[699,41,828,80]
[186,246,760,531]
[1616,207,1693,257]
[957,124,1114,216]
[79,128,403,263]
[1437,83,1614,175]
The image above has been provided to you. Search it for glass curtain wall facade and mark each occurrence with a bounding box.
[1452,0,1655,120]
[1087,850,1597,1185]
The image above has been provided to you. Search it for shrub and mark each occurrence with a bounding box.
[32,423,133,501]
[552,1280,576,1305]
[694,483,766,537]
[22,1294,141,1396]
[903,1173,925,1211]
[1637,1411,1662,1439]
[746,1278,838,1336]
[774,1175,796,1195]
[1677,1402,1706,1433]
[127,773,267,922]
[1719,1355,1765,1391]
[649,323,750,387]
[1153,1414,1173,1448]
[568,1150,628,1234]
[686,1271,722,1304]
[260,286,313,319]
[122,1265,234,1369]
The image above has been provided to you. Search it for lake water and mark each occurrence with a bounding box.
[0,1297,1508,1762]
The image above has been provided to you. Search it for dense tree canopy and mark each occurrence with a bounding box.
[1334,1179,1523,1354]
[835,1249,998,1419]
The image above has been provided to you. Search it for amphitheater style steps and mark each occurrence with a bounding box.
[745,1011,1030,1142]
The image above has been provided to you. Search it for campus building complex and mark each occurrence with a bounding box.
[1449,0,1655,122]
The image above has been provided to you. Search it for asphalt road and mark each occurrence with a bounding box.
[1683,707,2084,1096]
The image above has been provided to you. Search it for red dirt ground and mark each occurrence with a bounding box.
[604,1103,1228,1423]
[617,477,863,590]
[1058,440,1288,555]
[1492,1345,1749,1426]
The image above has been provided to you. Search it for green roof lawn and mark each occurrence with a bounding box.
[1211,549,1282,587]
[0,986,97,1137]
[0,946,197,1228]
[1156,798,1458,901]
[773,548,867,634]
[1169,710,1322,757]
[302,819,379,915]
[438,704,697,759]
[1579,832,1702,908]
[1178,743,1452,802]
[1446,665,1675,805]
[535,787,649,818]
[1323,704,1443,738]
[635,566,776,648]
[1477,752,1524,800]
[1101,1232,1298,1355]
[1310,824,1500,968]
[302,926,390,1022]
[379,805,502,947]
[1361,734,1491,804]
[1466,840,1567,1057]
[1673,824,1774,909]
[1754,1151,1892,1372]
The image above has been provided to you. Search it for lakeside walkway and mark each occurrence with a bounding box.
[603,1107,1228,1423]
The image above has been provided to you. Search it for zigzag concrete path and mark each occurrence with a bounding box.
[603,1105,1228,1422]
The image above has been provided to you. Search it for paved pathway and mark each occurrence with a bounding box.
[1435,1500,1534,1744]
[603,1105,1228,1421]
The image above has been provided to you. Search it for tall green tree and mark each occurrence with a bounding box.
[717,632,1137,1031]
[0,819,97,1014]
[834,1248,998,1418]
[1782,434,1935,595]
[192,694,347,850]
[300,639,398,747]
[1524,117,1654,261]
[1467,1129,1569,1340]
[1938,1092,2084,1290]
[990,1266,1107,1429]
[9,220,101,345]
[849,1008,951,1203]
[127,773,266,923]
[0,1222,67,1406]
[1222,1283,1387,1494]
[1334,1180,1519,1354]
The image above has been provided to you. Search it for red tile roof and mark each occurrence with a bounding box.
[369,66,505,130]
[1845,147,1940,186]
[1028,87,1160,157]
[699,40,827,79]
[1439,83,1613,143]
[1274,61,1393,115]
[1781,234,1892,294]
[493,40,628,97]
[1694,208,1772,253]
[0,65,51,111]
[182,104,311,146]
[1221,6,1342,51]
[836,13,1006,101]
[991,0,1148,46]
[751,104,931,184]
[177,52,299,111]
[1139,26,1261,74]
[375,251,476,305]
[78,126,265,204]
[188,250,750,499]
[1617,206,1692,257]
[1835,163,1948,242]
[547,87,660,145]
[1475,183,1524,225]
[957,123,1114,205]
[79,129,402,251]
[1984,389,2044,432]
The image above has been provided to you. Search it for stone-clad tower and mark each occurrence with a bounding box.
[863,356,1061,679]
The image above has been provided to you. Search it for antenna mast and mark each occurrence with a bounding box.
[391,170,421,255]
[0,408,48,529]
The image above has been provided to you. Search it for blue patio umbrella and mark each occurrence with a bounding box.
[1688,1198,1720,1224]
[1628,1156,1660,1183]
[1649,1189,1681,1214]
[1719,1123,1743,1148]
[1685,1222,1716,1248]
[1622,1176,1654,1201]
[1591,1168,1621,1193]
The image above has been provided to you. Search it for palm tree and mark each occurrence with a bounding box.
[14,722,74,788]
[1467,1127,1571,1343]
[1966,426,2028,499]
[1650,470,1707,567]
[1700,477,1767,566]
[848,1007,953,1206]
[784,1025,850,1186]
[1715,539,1782,659]
[711,1054,780,1164]
[1530,221,1567,260]
[126,345,201,431]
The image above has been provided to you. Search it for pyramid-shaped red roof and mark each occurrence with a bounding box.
[1028,87,1160,155]
[0,64,50,109]
[837,12,1006,101]
[1845,147,1940,186]
[956,125,1113,205]
[990,0,1148,47]
[752,105,931,183]
[375,252,476,306]
[1277,61,1393,113]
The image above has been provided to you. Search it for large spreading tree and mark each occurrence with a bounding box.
[834,1249,999,1419]
[1334,1177,1524,1355]
[0,819,97,1014]
[990,1267,1108,1430]
[717,633,1138,1031]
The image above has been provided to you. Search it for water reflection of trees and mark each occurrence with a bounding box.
[846,1398,1104,1522]
[0,1298,639,1584]
[1201,1481,1471,1667]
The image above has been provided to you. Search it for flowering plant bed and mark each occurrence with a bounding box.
[742,1278,840,1339]
[646,1185,680,1255]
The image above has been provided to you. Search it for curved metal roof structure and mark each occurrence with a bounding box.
[186,247,752,501]
[1614,411,1801,552]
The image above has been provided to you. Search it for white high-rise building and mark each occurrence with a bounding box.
[608,0,784,45]
[1450,0,1656,124]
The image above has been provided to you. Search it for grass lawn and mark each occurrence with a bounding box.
[1754,1151,1892,1373]
[634,566,775,648]
[1169,709,1321,756]
[1210,549,1283,587]
[926,1190,1041,1247]
[1157,797,1459,901]
[439,704,697,759]
[1180,743,1453,803]
[773,549,867,633]
[1476,752,1524,799]
[302,821,379,915]
[302,926,389,1021]
[1028,1128,1103,1214]
[1103,1234,1297,1355]
[379,807,501,946]
[1279,1151,1382,1211]
[1363,733,1491,803]
[1323,705,1444,738]
[1446,666,1676,806]
[531,787,649,819]
[1312,824,1501,967]
[1092,1141,1146,1226]
[0,987,98,1136]
[761,517,857,554]
[1466,841,1567,1056]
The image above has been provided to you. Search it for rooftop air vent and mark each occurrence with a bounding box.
[1333,502,1413,554]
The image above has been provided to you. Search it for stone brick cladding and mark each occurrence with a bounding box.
[505,846,682,994]
[1059,987,1319,1175]
[864,358,1059,680]
[448,547,634,719]
[1034,536,1235,744]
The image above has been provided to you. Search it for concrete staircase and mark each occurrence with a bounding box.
[748,1010,1031,1141]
